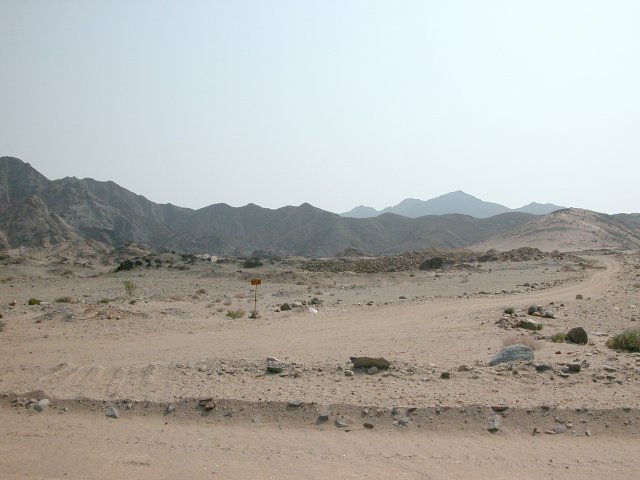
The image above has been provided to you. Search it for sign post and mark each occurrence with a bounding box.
[250,278,261,318]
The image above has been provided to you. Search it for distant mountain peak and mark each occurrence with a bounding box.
[340,191,565,219]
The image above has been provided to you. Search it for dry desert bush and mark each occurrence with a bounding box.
[607,329,640,352]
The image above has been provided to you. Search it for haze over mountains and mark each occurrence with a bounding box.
[341,191,565,218]
[1,156,640,256]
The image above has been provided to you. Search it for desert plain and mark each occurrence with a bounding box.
[1,247,639,479]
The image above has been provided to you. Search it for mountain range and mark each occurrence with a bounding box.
[341,191,564,218]
[1,156,639,257]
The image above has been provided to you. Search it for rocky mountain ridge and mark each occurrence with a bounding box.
[341,190,565,218]
[1,157,639,256]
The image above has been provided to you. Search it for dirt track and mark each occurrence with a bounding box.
[1,252,639,479]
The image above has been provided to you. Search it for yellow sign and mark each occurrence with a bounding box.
[250,279,262,286]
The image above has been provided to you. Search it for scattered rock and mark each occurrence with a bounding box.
[489,344,534,366]
[518,318,543,330]
[440,372,451,379]
[280,303,291,311]
[32,399,50,412]
[535,363,553,372]
[566,327,588,345]
[203,402,216,411]
[487,415,501,432]
[566,363,581,373]
[106,406,119,419]
[352,357,391,369]
[318,410,330,422]
[542,310,555,319]
[335,419,348,429]
[457,364,472,372]
[397,417,410,427]
[344,370,354,377]
[553,424,567,434]
[166,405,175,413]
[575,294,583,300]
[266,362,285,373]
[367,366,379,375]
[288,400,303,407]
[363,422,374,429]
[491,405,509,412]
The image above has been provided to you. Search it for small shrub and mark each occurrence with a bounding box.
[502,335,542,350]
[607,330,640,352]
[116,260,136,272]
[28,298,41,305]
[196,288,207,295]
[98,298,109,304]
[55,296,75,304]
[123,280,137,297]
[129,299,136,305]
[242,258,263,268]
[503,307,516,315]
[226,309,245,319]
[550,332,567,343]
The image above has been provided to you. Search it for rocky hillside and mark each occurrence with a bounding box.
[476,209,640,252]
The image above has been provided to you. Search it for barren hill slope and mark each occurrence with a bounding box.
[476,208,640,252]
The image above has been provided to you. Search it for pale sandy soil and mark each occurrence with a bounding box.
[1,250,639,479]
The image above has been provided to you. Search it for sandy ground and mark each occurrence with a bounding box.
[1,250,639,478]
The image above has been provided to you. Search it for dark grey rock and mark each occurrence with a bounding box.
[367,366,379,375]
[318,410,330,422]
[566,363,582,372]
[267,363,284,373]
[440,372,451,379]
[397,417,410,427]
[566,327,588,345]
[106,406,119,419]
[535,363,553,372]
[280,303,291,311]
[288,400,303,407]
[489,344,534,367]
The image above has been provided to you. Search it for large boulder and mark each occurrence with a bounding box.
[566,326,588,345]
[489,344,534,366]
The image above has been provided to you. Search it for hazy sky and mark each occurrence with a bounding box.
[1,1,639,213]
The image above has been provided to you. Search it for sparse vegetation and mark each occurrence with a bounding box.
[242,257,263,268]
[502,335,542,350]
[28,298,41,305]
[116,259,136,271]
[55,296,75,304]
[550,332,567,343]
[98,298,109,304]
[196,288,207,295]
[123,280,137,297]
[503,307,515,315]
[226,309,245,319]
[607,330,640,352]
